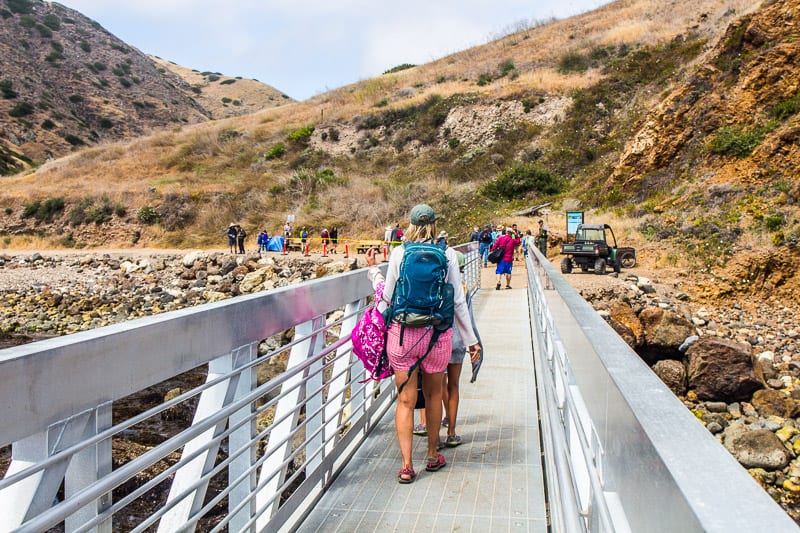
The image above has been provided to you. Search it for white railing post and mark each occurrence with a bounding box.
[158,349,249,532]
[304,315,327,474]
[324,300,362,455]
[227,344,258,533]
[0,410,94,531]
[256,318,316,528]
[65,402,112,533]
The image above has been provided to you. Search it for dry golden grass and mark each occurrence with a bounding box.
[0,0,765,247]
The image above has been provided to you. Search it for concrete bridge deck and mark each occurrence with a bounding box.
[297,286,547,532]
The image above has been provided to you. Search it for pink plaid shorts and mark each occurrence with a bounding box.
[386,322,453,374]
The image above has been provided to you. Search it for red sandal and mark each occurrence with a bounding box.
[398,465,416,484]
[425,453,446,472]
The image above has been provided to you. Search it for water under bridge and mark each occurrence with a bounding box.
[0,243,795,532]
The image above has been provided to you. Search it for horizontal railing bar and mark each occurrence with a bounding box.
[0,268,375,443]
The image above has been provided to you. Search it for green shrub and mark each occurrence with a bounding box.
[220,78,236,85]
[764,213,784,231]
[207,74,220,82]
[43,13,60,30]
[41,118,55,129]
[481,163,565,199]
[773,89,800,120]
[0,80,17,99]
[21,197,64,222]
[8,101,33,117]
[118,78,131,88]
[63,133,84,146]
[50,41,63,53]
[191,86,202,94]
[498,60,515,77]
[558,52,589,73]
[136,205,158,224]
[7,0,34,14]
[383,63,416,74]
[708,124,768,158]
[287,125,315,143]
[477,73,493,86]
[264,143,286,160]
[98,117,113,129]
[4,207,12,215]
[221,97,232,104]
[18,15,35,28]
[35,24,53,38]
[448,137,461,149]
[68,94,83,103]
[375,99,388,107]
[80,40,91,52]
[45,51,63,64]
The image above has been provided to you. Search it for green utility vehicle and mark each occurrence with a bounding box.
[559,223,636,274]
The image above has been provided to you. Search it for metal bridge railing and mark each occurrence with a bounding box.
[524,243,796,532]
[0,244,478,533]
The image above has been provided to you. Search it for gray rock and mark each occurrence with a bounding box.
[678,335,699,353]
[722,424,790,470]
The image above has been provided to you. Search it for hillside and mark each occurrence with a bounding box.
[2,0,799,303]
[0,0,292,174]
[150,56,291,120]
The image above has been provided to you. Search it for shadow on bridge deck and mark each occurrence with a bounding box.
[297,283,547,532]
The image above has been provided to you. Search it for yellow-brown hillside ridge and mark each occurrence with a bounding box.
[3,0,791,276]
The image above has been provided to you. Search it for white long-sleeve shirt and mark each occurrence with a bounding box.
[368,244,478,348]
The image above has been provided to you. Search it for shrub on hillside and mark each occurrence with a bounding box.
[264,143,286,160]
[0,80,17,99]
[287,125,315,143]
[8,102,33,117]
[773,89,800,121]
[481,163,565,199]
[137,205,158,224]
[383,63,416,74]
[22,197,64,222]
[708,124,772,158]
[7,0,34,14]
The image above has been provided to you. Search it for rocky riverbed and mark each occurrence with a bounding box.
[2,249,800,522]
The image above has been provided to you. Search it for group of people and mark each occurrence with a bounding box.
[226,223,341,254]
[365,204,481,483]
[226,224,248,254]
[469,219,549,290]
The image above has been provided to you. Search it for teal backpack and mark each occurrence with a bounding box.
[390,241,455,388]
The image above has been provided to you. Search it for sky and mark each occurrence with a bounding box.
[57,1,610,101]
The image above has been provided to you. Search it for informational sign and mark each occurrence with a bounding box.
[287,214,295,223]
[566,211,584,238]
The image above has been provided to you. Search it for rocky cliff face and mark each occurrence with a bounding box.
[0,0,291,174]
[611,0,800,206]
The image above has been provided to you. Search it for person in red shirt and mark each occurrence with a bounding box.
[490,227,521,290]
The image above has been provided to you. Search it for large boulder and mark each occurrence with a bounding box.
[722,422,791,470]
[608,301,643,348]
[638,307,695,364]
[687,337,764,402]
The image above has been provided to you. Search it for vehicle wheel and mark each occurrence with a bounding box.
[594,258,606,275]
[561,258,573,274]
[620,252,636,268]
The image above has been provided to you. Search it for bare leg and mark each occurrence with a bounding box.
[422,371,445,458]
[394,370,418,470]
[444,363,463,436]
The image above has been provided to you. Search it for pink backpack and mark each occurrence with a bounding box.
[351,281,393,382]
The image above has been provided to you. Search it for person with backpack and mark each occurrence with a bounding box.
[365,204,481,484]
[236,225,247,254]
[491,227,521,290]
[478,224,493,267]
[226,224,237,254]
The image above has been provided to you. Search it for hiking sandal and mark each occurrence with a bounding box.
[413,424,427,436]
[425,453,446,472]
[398,465,416,484]
[445,435,462,447]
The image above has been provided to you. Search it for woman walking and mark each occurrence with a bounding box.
[366,204,481,483]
